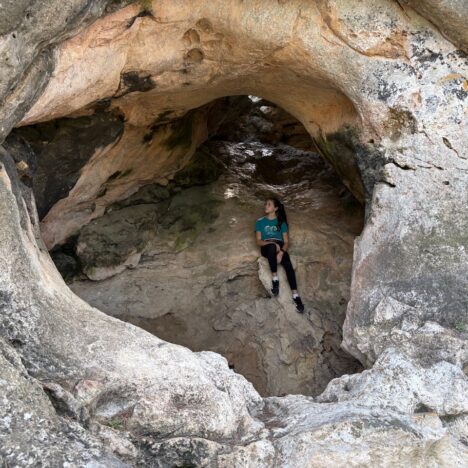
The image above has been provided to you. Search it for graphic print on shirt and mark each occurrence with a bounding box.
[265,225,279,235]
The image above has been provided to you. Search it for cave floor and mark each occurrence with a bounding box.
[69,137,364,396]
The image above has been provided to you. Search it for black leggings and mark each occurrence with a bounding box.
[260,240,297,290]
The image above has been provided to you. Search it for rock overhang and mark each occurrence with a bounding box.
[0,0,467,466]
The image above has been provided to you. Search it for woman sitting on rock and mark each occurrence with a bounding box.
[255,197,305,313]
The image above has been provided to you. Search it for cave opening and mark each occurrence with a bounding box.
[7,94,365,397]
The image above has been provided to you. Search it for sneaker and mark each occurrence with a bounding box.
[271,279,279,296]
[293,295,305,313]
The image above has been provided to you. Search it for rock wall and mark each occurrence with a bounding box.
[0,0,467,466]
[67,126,364,397]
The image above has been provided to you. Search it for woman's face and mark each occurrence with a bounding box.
[264,199,277,215]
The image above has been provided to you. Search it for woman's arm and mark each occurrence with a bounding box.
[281,232,290,252]
[256,232,280,250]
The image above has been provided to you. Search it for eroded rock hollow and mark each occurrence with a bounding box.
[0,1,467,466]
[35,96,362,397]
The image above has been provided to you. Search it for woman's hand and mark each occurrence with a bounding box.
[277,250,284,263]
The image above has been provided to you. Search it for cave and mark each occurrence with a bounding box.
[8,94,364,397]
[1,1,466,466]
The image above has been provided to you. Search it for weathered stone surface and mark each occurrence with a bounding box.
[7,112,125,218]
[0,0,115,141]
[69,136,363,397]
[0,337,127,467]
[403,0,468,51]
[37,104,223,249]
[318,348,468,415]
[0,0,466,466]
[76,204,158,280]
[0,150,265,465]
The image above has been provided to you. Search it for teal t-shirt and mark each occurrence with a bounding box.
[255,216,288,241]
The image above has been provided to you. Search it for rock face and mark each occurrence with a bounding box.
[68,125,364,397]
[0,0,116,142]
[0,0,467,466]
[7,111,125,218]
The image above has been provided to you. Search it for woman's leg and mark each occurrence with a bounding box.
[280,251,298,290]
[260,243,278,274]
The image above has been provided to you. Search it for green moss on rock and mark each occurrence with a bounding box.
[384,106,417,141]
[160,185,221,252]
[174,148,224,187]
[139,0,153,13]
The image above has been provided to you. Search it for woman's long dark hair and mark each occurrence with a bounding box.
[270,197,288,230]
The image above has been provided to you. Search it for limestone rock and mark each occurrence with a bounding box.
[7,112,125,218]
[0,0,466,466]
[76,204,158,280]
[403,0,468,51]
[70,138,363,397]
[318,348,468,416]
[0,0,113,141]
[0,338,126,467]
